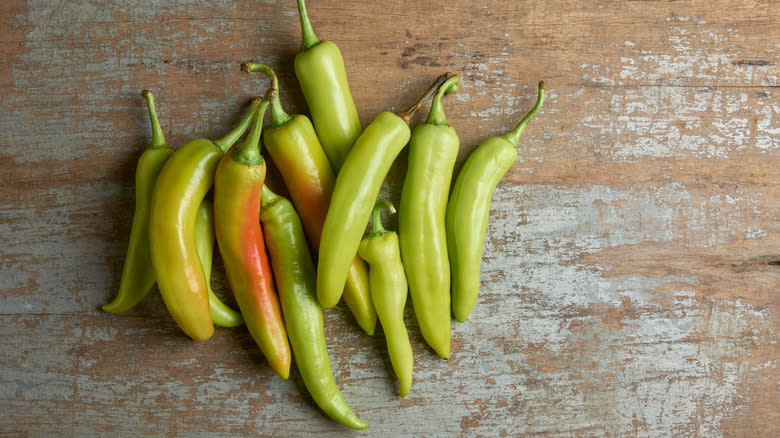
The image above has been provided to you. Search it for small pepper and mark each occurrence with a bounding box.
[241,62,376,335]
[398,74,460,360]
[317,73,449,310]
[105,91,243,328]
[149,97,263,341]
[193,199,244,328]
[448,81,545,323]
[294,0,362,171]
[260,185,368,430]
[213,94,291,379]
[359,201,413,397]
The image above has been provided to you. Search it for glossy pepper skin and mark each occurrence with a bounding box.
[448,82,545,323]
[104,91,243,328]
[398,75,460,360]
[260,186,368,430]
[149,98,263,341]
[294,0,361,171]
[317,74,449,310]
[213,96,291,379]
[241,63,376,335]
[359,201,413,397]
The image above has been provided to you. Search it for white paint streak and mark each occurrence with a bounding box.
[459,180,778,436]
[581,20,779,161]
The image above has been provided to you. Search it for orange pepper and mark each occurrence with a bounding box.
[213,94,290,378]
[242,62,376,335]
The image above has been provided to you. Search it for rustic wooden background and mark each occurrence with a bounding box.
[1,0,777,436]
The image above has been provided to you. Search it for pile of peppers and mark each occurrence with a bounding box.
[103,0,545,429]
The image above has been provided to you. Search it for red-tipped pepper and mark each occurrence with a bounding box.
[213,94,291,379]
[241,62,376,334]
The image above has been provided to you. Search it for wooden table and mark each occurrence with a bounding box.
[1,0,777,436]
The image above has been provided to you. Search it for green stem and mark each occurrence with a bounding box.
[397,73,451,125]
[425,75,460,126]
[501,81,546,146]
[297,0,320,51]
[213,97,264,153]
[141,90,167,149]
[369,200,395,237]
[232,98,270,166]
[241,62,295,128]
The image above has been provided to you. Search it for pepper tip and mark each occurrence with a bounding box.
[347,418,370,430]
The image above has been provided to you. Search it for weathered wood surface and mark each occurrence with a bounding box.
[1,0,777,436]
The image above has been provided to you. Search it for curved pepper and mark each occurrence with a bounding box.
[149,97,263,341]
[448,82,545,323]
[260,185,368,430]
[294,0,362,171]
[398,75,460,360]
[359,201,413,397]
[241,62,376,335]
[103,90,174,314]
[317,73,449,310]
[214,95,291,378]
[104,91,243,328]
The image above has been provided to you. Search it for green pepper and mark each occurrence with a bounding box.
[398,74,460,360]
[260,185,368,430]
[102,90,174,314]
[294,0,362,171]
[193,199,244,328]
[104,91,243,328]
[241,62,377,335]
[213,94,291,378]
[448,81,545,323]
[359,201,413,397]
[149,97,263,341]
[317,73,449,310]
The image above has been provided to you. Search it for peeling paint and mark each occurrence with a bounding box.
[1,0,778,436]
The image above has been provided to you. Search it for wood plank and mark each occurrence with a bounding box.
[0,0,777,436]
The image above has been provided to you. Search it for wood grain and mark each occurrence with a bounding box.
[1,0,777,436]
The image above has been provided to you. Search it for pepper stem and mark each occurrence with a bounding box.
[232,94,271,166]
[241,62,295,128]
[397,73,451,125]
[369,200,396,237]
[213,97,265,153]
[501,81,546,146]
[141,90,167,149]
[425,74,460,126]
[296,0,321,51]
